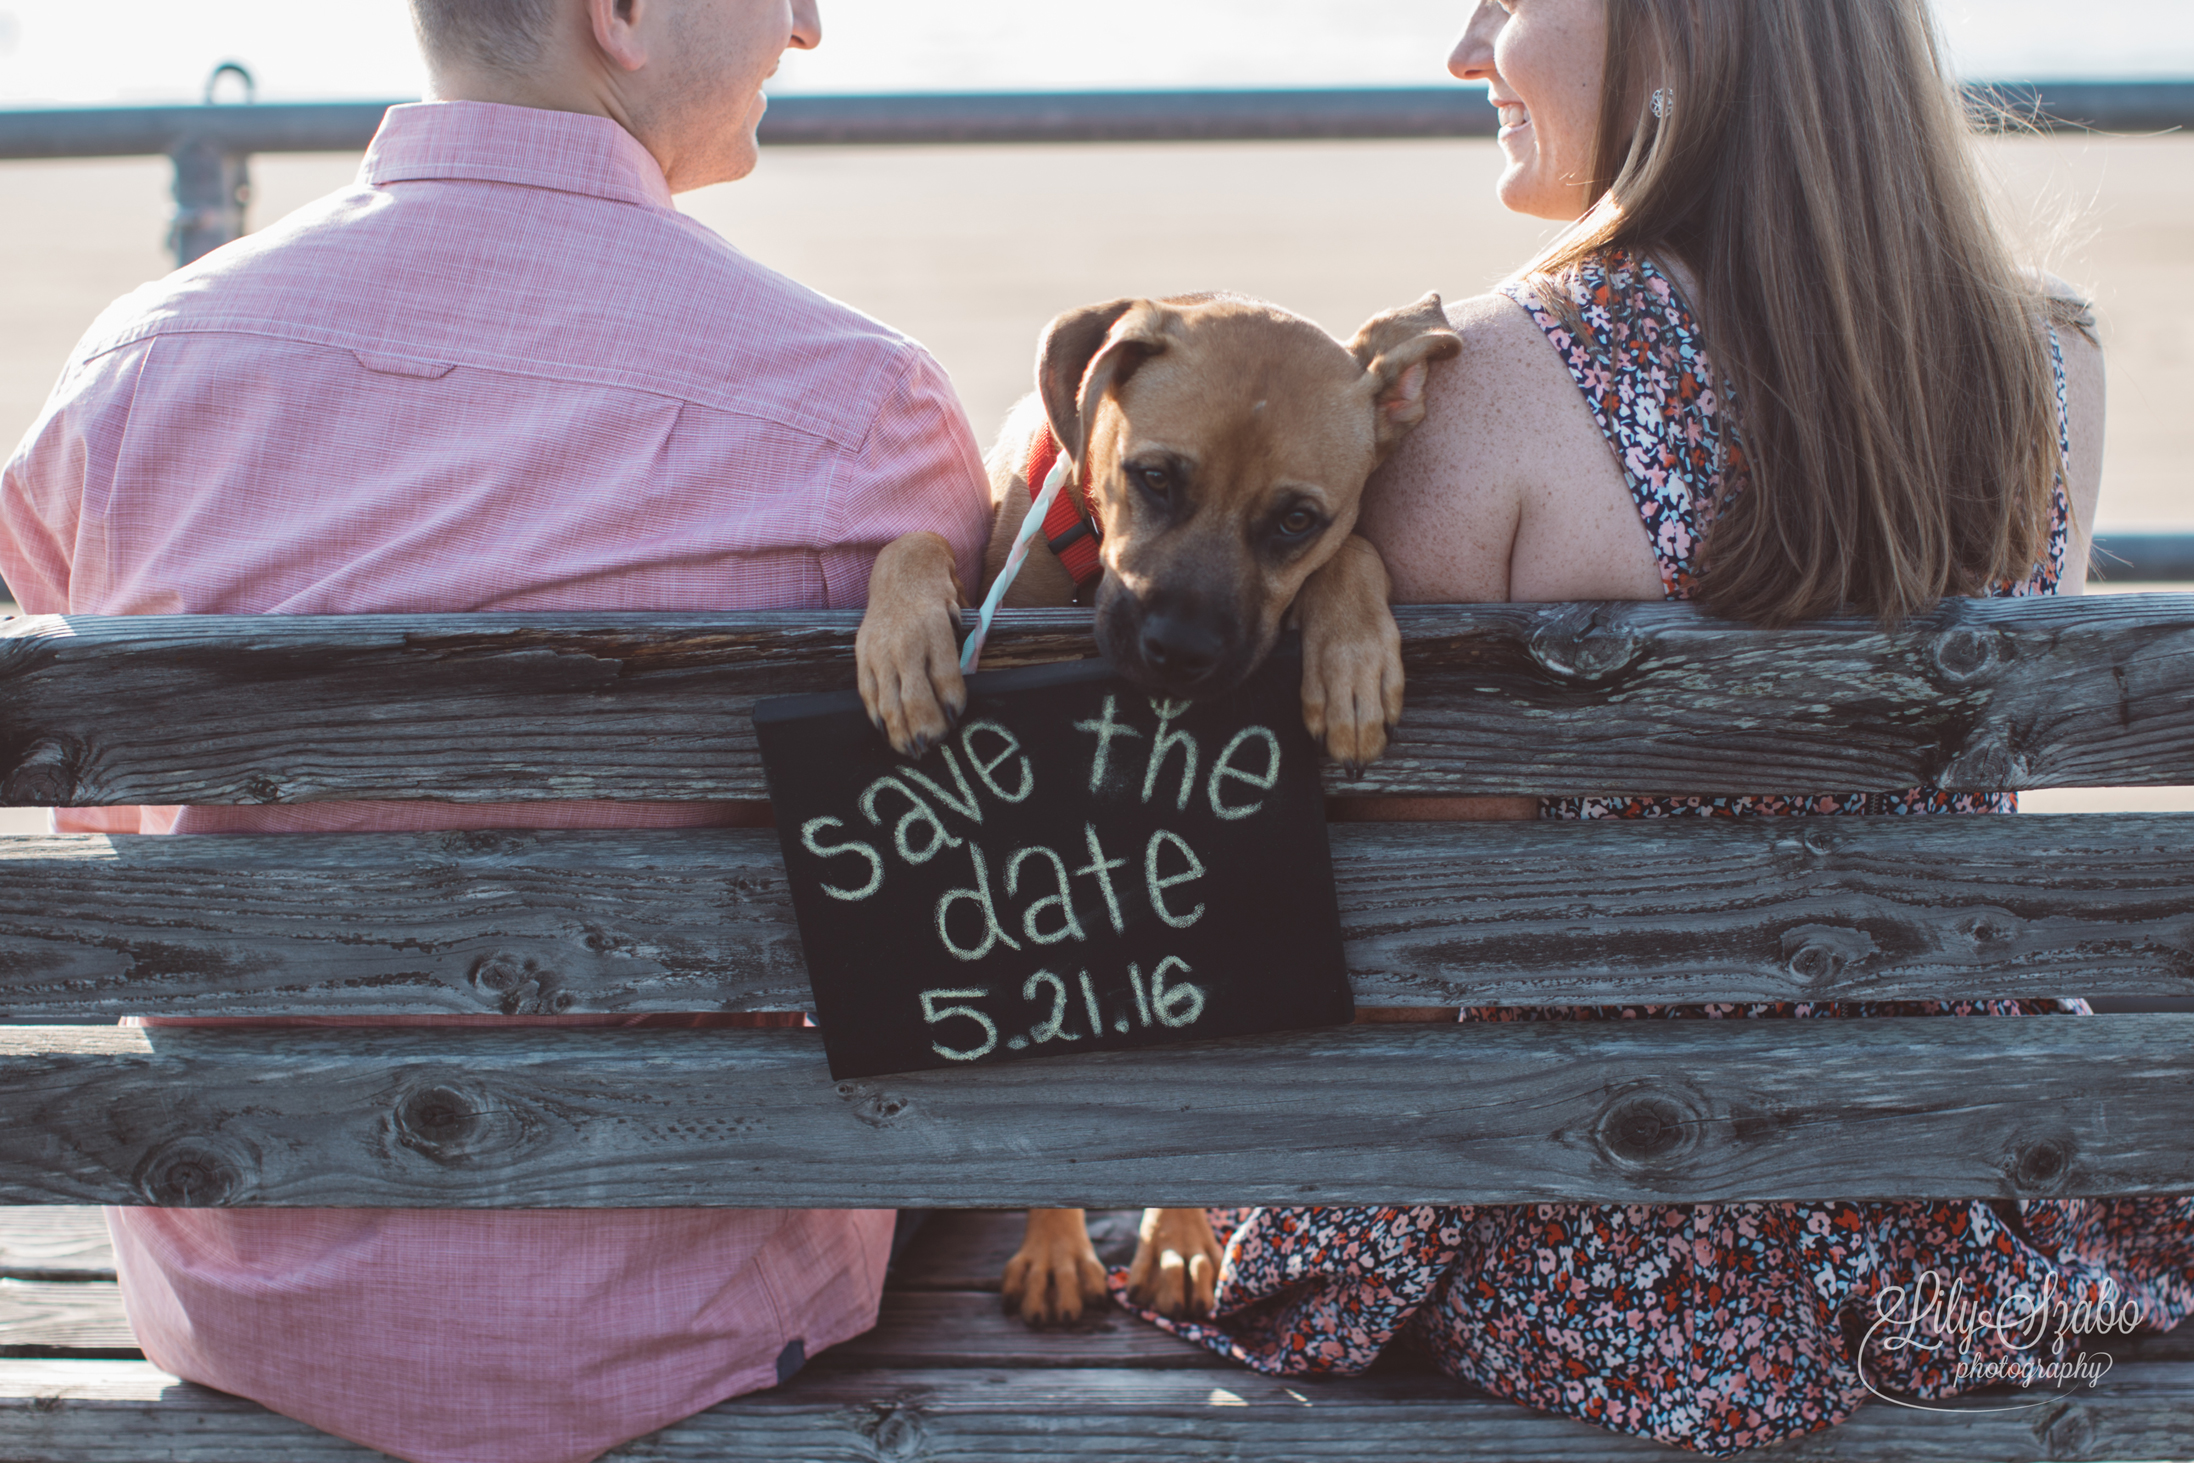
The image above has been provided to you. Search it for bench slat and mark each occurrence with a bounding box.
[3,814,2188,1019]
[0,1210,110,1282]
[3,1357,2191,1461]
[5,597,2193,805]
[2,1017,2187,1208]
[0,1280,135,1357]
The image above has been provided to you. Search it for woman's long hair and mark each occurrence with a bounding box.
[1525,0,2076,625]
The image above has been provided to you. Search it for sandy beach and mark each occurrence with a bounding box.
[1,134,2188,824]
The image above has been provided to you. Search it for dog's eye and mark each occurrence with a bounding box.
[1136,465,1171,498]
[1277,506,1323,537]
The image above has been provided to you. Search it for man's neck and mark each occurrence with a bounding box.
[424,66,632,132]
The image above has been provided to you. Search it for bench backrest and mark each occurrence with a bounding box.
[2,599,2190,1210]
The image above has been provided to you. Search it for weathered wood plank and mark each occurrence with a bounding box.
[4,1357,2193,1461]
[4,597,2193,805]
[0,827,816,1018]
[0,1281,136,1357]
[828,1290,1212,1370]
[1,1017,2188,1208]
[2,813,2189,1020]
[0,1209,111,1281]
[890,1210,1142,1293]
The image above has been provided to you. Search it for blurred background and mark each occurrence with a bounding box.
[1,1,2189,819]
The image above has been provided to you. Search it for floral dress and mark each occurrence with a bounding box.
[1109,249,2194,1455]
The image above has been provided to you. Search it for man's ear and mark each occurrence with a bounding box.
[1036,299,1173,472]
[1349,293,1462,455]
[587,0,649,73]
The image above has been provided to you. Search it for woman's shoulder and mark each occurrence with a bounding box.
[1424,288,1601,436]
[1444,288,1564,360]
[1361,286,1659,604]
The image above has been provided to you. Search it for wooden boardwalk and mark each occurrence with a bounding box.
[3,1206,2190,1460]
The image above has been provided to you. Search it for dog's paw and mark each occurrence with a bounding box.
[1296,535,1404,776]
[1001,1216,1110,1326]
[855,532,968,759]
[1124,1207,1224,1320]
[1302,610,1403,774]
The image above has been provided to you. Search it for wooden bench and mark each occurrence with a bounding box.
[1,598,2191,1460]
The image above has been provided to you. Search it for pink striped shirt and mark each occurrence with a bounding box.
[1,101,991,1463]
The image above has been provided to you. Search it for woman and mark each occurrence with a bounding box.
[1111,0,2194,1453]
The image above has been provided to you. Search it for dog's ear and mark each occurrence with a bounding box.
[1037,299,1172,471]
[1348,292,1462,455]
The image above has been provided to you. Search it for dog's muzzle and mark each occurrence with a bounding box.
[1096,584,1261,698]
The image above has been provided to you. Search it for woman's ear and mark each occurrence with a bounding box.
[1036,299,1172,471]
[1349,294,1462,454]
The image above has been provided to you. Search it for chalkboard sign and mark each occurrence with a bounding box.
[754,650,1352,1079]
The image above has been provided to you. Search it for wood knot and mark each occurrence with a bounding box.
[1526,609,1645,684]
[436,830,536,859]
[2006,1132,2078,1196]
[2035,1396,2094,1456]
[1799,827,1840,858]
[1780,924,1879,990]
[1593,1089,1702,1171]
[835,1082,914,1128]
[1937,733,2030,791]
[858,1398,931,1461]
[3,736,83,805]
[135,1136,257,1206]
[466,952,570,1015]
[1927,625,2005,685]
[393,1079,500,1165]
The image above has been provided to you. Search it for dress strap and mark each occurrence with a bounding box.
[2047,323,2072,468]
[1999,324,2072,599]
[1498,250,1742,601]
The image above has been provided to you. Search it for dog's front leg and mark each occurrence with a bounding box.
[855,531,967,758]
[1296,533,1404,774]
[1124,1206,1225,1319]
[1001,1207,1109,1325]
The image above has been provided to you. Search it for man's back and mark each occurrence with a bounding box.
[0,100,991,1463]
[7,100,987,623]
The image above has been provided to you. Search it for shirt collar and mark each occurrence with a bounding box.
[360,100,675,211]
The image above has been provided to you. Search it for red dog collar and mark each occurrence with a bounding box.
[1022,426,1104,591]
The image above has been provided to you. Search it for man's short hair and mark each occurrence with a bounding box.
[409,0,559,74]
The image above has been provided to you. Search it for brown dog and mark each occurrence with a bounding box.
[854,291,1459,1323]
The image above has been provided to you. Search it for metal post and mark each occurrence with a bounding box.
[166,137,250,266]
[166,62,255,268]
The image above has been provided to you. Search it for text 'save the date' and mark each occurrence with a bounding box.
[754,652,1353,1079]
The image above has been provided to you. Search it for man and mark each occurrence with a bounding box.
[0,1,990,1459]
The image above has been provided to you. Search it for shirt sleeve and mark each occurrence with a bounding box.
[818,346,993,610]
[0,340,148,614]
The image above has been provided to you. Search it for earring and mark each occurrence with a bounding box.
[1651,87,1673,119]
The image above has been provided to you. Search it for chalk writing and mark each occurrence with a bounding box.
[756,649,1351,1079]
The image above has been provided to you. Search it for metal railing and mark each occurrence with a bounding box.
[2091,534,2194,583]
[4,76,2193,265]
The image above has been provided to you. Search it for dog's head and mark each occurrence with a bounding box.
[1037,292,1460,698]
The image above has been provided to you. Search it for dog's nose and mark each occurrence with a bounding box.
[1138,614,1223,681]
